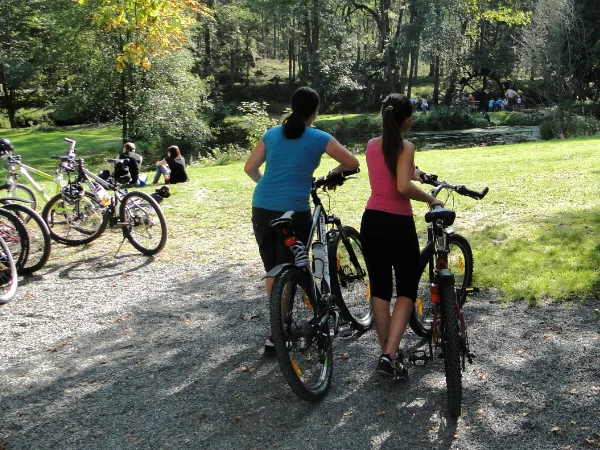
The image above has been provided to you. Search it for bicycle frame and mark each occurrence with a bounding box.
[5,157,65,202]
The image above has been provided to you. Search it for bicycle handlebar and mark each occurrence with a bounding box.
[314,168,360,190]
[420,172,488,200]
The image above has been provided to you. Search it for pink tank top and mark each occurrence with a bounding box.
[365,138,414,216]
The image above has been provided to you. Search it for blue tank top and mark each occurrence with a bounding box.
[252,125,331,212]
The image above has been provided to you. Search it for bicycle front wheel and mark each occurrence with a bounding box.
[440,275,463,419]
[0,183,37,211]
[0,236,18,304]
[270,267,333,402]
[328,226,373,331]
[3,203,52,274]
[42,192,108,246]
[120,191,167,255]
[410,234,473,337]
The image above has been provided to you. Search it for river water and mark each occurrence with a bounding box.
[409,126,541,150]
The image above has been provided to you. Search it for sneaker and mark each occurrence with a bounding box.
[377,353,408,378]
[264,337,276,357]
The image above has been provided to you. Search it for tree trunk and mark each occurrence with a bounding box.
[121,70,127,142]
[428,63,434,77]
[432,56,440,105]
[310,0,321,89]
[273,21,277,59]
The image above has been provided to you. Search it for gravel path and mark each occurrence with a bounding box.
[1,243,599,450]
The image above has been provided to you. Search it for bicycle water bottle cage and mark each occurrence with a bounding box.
[425,207,456,227]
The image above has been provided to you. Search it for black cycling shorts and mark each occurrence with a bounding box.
[252,207,312,272]
[360,209,420,302]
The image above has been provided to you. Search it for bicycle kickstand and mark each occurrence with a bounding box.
[113,235,128,258]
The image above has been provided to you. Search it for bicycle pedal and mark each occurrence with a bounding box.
[465,287,480,295]
[409,350,430,366]
[467,351,475,364]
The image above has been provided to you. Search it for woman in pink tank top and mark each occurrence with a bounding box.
[360,93,444,378]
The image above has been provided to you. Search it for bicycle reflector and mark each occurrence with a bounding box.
[284,237,297,246]
[431,284,440,303]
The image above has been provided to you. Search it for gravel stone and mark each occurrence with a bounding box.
[1,247,599,450]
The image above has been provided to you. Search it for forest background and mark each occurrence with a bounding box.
[1,0,600,164]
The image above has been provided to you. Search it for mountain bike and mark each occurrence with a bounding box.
[408,172,488,419]
[0,138,72,210]
[268,169,373,402]
[41,155,168,256]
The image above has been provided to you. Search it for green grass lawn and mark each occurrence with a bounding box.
[1,125,599,303]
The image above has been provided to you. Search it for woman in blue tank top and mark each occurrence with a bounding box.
[244,86,359,356]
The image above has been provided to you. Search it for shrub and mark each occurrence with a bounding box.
[503,112,542,127]
[539,114,600,140]
[13,108,53,128]
[539,121,555,140]
[411,106,490,132]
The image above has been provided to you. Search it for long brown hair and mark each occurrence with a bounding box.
[281,87,320,139]
[381,94,413,177]
[168,145,181,158]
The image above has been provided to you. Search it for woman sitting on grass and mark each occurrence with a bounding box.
[155,145,189,184]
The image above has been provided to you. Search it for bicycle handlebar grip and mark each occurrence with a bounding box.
[64,138,75,144]
[342,168,360,177]
[457,185,489,200]
[419,172,439,185]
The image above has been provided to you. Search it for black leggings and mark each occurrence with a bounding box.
[360,209,420,302]
[252,207,312,272]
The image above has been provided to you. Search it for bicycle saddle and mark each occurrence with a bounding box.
[269,211,295,229]
[425,206,456,227]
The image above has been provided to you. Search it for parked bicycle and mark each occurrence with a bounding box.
[0,138,72,211]
[268,169,372,402]
[408,172,488,418]
[41,154,168,256]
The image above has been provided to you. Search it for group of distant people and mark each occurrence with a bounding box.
[487,87,523,112]
[117,142,189,187]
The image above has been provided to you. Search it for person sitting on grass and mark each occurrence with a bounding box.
[155,145,189,184]
[118,142,147,187]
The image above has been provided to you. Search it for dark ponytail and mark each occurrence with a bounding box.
[381,93,413,178]
[282,87,320,139]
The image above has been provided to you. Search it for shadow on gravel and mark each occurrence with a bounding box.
[1,260,599,450]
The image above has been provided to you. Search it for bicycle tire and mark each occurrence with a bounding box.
[440,275,463,419]
[2,203,52,274]
[270,266,333,402]
[0,208,29,274]
[42,191,108,246]
[410,234,473,337]
[0,236,18,304]
[120,191,168,255]
[0,183,37,211]
[328,226,373,331]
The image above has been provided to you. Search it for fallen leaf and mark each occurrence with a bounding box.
[552,425,560,433]
[343,411,351,417]
[234,416,241,422]
[376,410,386,416]
[475,409,484,414]
[564,388,580,395]
[571,421,577,426]
[544,334,552,340]
[248,367,256,373]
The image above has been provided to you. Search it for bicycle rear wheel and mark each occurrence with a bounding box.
[270,267,333,402]
[0,236,18,304]
[42,192,108,246]
[0,183,37,211]
[439,274,463,419]
[328,226,373,331]
[3,203,52,274]
[0,208,29,274]
[410,234,473,337]
[120,191,168,255]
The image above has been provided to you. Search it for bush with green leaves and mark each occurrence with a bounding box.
[237,101,277,147]
[410,106,490,132]
[133,51,213,162]
[14,108,53,128]
[503,112,542,127]
[539,114,600,140]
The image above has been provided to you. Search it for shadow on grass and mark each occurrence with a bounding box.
[1,258,598,449]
